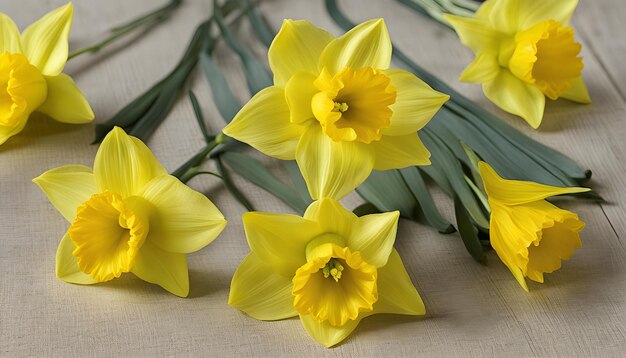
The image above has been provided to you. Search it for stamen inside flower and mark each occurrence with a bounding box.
[311,67,396,143]
[68,191,149,282]
[509,20,583,100]
[0,52,47,127]
[292,242,377,326]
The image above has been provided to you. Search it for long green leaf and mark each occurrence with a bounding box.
[284,161,313,206]
[215,156,255,211]
[357,170,417,219]
[199,52,241,122]
[454,196,486,262]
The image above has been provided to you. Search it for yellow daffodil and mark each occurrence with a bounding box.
[33,127,226,297]
[0,2,94,145]
[223,19,449,199]
[229,198,424,347]
[445,0,590,128]
[479,162,589,291]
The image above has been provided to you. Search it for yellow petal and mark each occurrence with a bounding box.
[21,2,73,76]
[486,0,519,35]
[348,211,399,268]
[382,69,449,136]
[32,165,97,222]
[223,86,303,160]
[56,232,97,285]
[319,18,392,74]
[296,126,374,200]
[303,198,356,238]
[374,249,425,315]
[299,314,361,348]
[0,120,27,145]
[518,0,578,30]
[284,72,318,125]
[459,52,500,83]
[560,76,591,104]
[242,211,321,276]
[0,13,22,53]
[475,0,496,20]
[489,208,530,291]
[444,14,502,54]
[130,240,189,297]
[228,253,297,320]
[137,175,227,254]
[371,133,431,170]
[268,19,334,86]
[478,161,590,205]
[482,69,545,128]
[37,74,94,123]
[93,127,167,198]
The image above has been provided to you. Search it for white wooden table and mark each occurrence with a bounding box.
[1,0,625,356]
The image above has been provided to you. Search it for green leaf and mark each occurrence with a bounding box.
[199,52,241,123]
[356,170,417,219]
[221,152,309,213]
[284,161,313,205]
[352,203,381,217]
[454,196,486,262]
[215,156,255,211]
[188,90,212,143]
[237,0,275,47]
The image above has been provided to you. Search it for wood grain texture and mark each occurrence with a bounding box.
[1,0,625,356]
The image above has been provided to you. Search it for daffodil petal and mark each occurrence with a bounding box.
[486,0,519,35]
[303,198,356,238]
[32,165,97,222]
[130,241,188,297]
[444,14,502,54]
[137,175,226,254]
[319,18,392,74]
[299,314,361,348]
[459,52,500,83]
[93,127,167,197]
[489,208,530,291]
[483,69,545,128]
[0,13,22,53]
[519,0,578,30]
[56,232,97,285]
[475,0,495,20]
[284,72,318,125]
[560,76,591,104]
[296,126,374,200]
[37,74,94,123]
[21,2,73,76]
[382,69,448,136]
[0,113,29,145]
[478,161,590,205]
[375,249,426,315]
[229,253,297,320]
[223,86,303,160]
[269,19,334,86]
[242,212,320,276]
[346,211,399,268]
[371,133,431,170]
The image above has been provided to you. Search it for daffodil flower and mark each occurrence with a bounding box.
[228,198,424,347]
[0,2,94,145]
[223,19,449,199]
[445,0,590,128]
[479,162,589,291]
[33,127,227,297]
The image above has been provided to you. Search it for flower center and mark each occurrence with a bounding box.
[311,66,396,143]
[68,191,149,282]
[509,20,583,100]
[0,52,47,128]
[292,242,378,326]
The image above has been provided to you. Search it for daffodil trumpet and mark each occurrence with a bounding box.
[445,0,590,128]
[478,161,589,291]
[33,127,227,297]
[229,198,425,348]
[0,2,94,146]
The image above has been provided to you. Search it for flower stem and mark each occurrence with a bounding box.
[68,0,183,60]
[172,133,228,183]
[464,175,490,213]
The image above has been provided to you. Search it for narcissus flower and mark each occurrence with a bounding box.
[445,0,590,128]
[479,162,589,291]
[0,2,94,145]
[33,127,226,297]
[223,19,448,199]
[229,198,424,347]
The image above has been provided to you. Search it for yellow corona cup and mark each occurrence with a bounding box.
[228,198,424,347]
[33,127,227,297]
[223,19,449,199]
[445,0,590,128]
[479,162,589,291]
[0,2,94,145]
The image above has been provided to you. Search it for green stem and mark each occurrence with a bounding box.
[464,175,490,213]
[68,0,183,60]
[172,133,228,182]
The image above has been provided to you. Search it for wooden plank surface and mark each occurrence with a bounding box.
[1,0,625,356]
